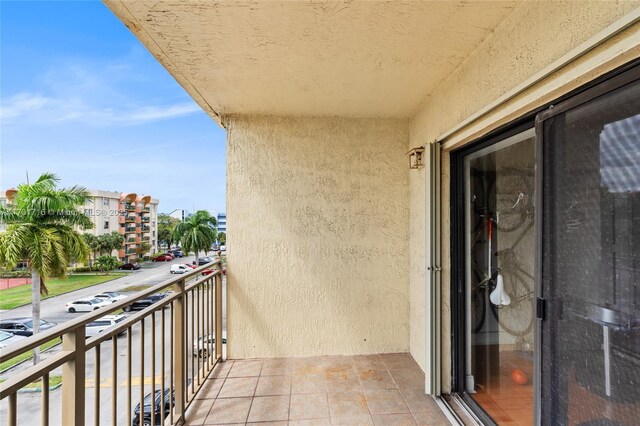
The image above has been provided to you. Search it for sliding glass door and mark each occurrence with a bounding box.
[454,64,640,425]
[539,71,640,425]
[462,128,536,425]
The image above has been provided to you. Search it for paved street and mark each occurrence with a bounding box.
[0,254,202,325]
[0,253,226,425]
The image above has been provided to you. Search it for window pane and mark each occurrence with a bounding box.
[464,129,536,424]
[542,78,640,424]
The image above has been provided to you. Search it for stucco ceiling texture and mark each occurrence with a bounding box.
[108,1,519,119]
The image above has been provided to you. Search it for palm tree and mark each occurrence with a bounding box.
[173,210,217,266]
[0,173,92,363]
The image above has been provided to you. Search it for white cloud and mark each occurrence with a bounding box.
[0,93,51,119]
[1,57,203,126]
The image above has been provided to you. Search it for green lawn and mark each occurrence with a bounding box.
[0,338,61,372]
[0,374,62,390]
[0,273,128,310]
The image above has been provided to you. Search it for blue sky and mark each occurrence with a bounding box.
[0,1,226,215]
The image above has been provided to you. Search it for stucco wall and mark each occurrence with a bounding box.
[226,116,409,358]
[408,1,639,391]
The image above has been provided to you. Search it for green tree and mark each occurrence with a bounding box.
[218,232,226,245]
[98,232,124,256]
[173,210,217,265]
[94,255,121,274]
[138,242,151,258]
[82,234,100,265]
[0,173,92,363]
[158,213,180,250]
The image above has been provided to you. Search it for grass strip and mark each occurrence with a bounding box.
[0,273,128,310]
[0,338,61,372]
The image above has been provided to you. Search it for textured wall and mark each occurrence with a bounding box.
[226,116,409,358]
[408,1,639,390]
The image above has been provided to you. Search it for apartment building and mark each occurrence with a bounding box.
[216,212,226,234]
[81,190,159,262]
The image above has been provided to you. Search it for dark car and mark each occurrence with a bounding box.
[197,257,213,266]
[123,294,168,312]
[120,262,141,270]
[153,255,172,262]
[0,318,57,336]
[171,250,184,258]
[132,387,173,426]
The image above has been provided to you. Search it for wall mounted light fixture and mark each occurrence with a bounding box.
[406,147,425,169]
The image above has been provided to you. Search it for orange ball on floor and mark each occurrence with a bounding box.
[511,369,529,385]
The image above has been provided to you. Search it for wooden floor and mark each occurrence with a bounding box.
[471,350,533,425]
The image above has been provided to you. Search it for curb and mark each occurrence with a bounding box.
[17,382,62,394]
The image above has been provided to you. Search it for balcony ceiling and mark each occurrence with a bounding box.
[105,1,518,122]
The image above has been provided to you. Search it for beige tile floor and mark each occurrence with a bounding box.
[185,353,450,425]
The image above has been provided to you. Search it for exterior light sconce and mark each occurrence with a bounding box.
[407,147,425,169]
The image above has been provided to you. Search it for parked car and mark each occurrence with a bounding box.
[202,268,226,276]
[123,294,168,312]
[0,318,57,336]
[85,314,128,338]
[120,263,141,270]
[197,257,213,266]
[193,332,227,357]
[153,255,172,262]
[0,330,26,349]
[170,264,191,274]
[66,298,111,313]
[132,388,173,426]
[163,252,175,259]
[169,250,184,258]
[182,263,196,269]
[220,245,226,251]
[94,292,128,303]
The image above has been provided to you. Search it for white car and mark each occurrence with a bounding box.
[94,292,128,303]
[65,298,111,313]
[85,315,128,338]
[0,330,26,349]
[170,264,191,274]
[220,245,226,251]
[193,331,227,357]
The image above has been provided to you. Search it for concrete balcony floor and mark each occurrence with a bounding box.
[185,353,450,425]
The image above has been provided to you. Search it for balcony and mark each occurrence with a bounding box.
[142,207,150,213]
[125,226,136,233]
[0,261,450,426]
[141,217,150,223]
[125,216,136,223]
[0,263,224,426]
[141,225,150,232]
[123,203,136,211]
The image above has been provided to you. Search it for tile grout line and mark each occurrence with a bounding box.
[244,359,263,423]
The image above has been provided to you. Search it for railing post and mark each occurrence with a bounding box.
[215,271,223,360]
[61,327,86,426]
[173,278,186,423]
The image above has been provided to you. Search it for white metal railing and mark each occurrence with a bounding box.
[0,259,224,426]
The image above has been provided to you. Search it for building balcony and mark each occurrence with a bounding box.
[125,216,136,223]
[125,226,136,233]
[141,217,150,223]
[0,264,448,426]
[141,225,150,232]
[142,206,150,213]
[123,203,136,211]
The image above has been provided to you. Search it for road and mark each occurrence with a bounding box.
[0,254,201,325]
[0,254,226,425]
